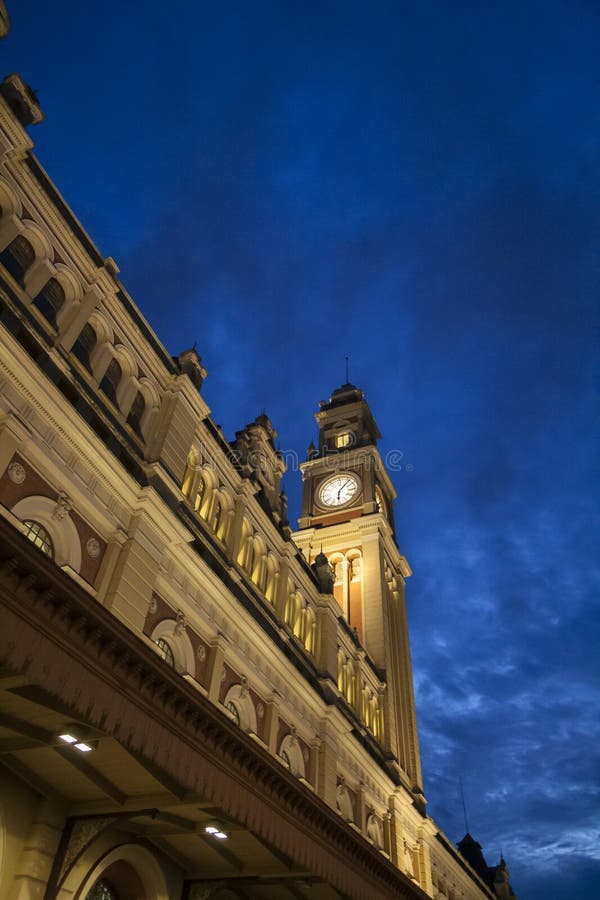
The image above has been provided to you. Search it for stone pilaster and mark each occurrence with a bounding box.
[206,636,227,704]
[316,719,338,807]
[12,799,64,900]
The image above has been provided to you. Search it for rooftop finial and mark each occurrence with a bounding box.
[345,355,349,383]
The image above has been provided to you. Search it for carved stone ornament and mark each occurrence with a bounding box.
[403,839,418,880]
[148,595,158,614]
[256,702,264,719]
[58,816,117,886]
[86,537,100,558]
[197,644,207,662]
[302,746,309,763]
[175,610,187,635]
[7,461,26,484]
[239,675,249,699]
[52,492,72,520]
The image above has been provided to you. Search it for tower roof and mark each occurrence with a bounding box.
[457,833,491,884]
[320,382,364,410]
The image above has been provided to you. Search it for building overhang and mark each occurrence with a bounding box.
[0,517,427,900]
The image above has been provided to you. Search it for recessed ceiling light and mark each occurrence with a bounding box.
[205,826,219,834]
[214,831,228,840]
[59,733,77,744]
[74,742,93,752]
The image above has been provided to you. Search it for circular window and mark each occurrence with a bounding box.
[23,520,54,558]
[154,638,175,668]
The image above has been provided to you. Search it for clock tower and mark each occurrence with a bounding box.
[294,383,424,800]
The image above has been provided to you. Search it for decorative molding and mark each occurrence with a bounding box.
[52,491,72,520]
[86,537,100,558]
[57,816,118,888]
[7,461,25,484]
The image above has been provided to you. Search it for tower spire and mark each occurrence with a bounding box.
[460,776,470,834]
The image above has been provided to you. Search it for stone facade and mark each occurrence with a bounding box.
[0,9,516,900]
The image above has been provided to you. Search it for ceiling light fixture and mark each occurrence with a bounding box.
[205,825,228,839]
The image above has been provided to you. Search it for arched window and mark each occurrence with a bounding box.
[194,475,206,513]
[251,540,267,591]
[223,684,258,734]
[126,390,145,436]
[211,496,222,536]
[0,234,35,285]
[367,813,384,849]
[337,650,345,693]
[154,638,175,668]
[85,880,118,900]
[32,277,65,328]
[72,323,97,370]
[304,607,316,655]
[99,357,122,404]
[23,520,54,558]
[225,700,240,726]
[336,783,354,823]
[279,733,306,778]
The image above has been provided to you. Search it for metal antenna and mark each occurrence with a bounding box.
[460,776,470,835]
[345,355,349,383]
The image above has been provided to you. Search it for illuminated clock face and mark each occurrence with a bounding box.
[318,474,360,508]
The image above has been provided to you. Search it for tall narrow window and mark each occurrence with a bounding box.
[126,390,145,436]
[335,431,353,448]
[194,475,206,513]
[23,520,54,558]
[0,234,35,285]
[32,277,65,328]
[72,323,96,370]
[99,357,122,404]
[211,496,222,536]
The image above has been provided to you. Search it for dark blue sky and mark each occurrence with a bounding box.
[3,2,599,896]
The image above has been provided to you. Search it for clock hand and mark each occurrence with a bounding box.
[337,480,350,499]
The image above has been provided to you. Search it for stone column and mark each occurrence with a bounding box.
[23,258,54,299]
[417,828,433,896]
[58,283,103,351]
[263,693,280,755]
[274,554,290,621]
[0,412,30,476]
[0,212,21,251]
[12,799,64,900]
[314,594,339,683]
[356,782,367,834]
[94,529,127,601]
[316,719,338,807]
[206,636,227,704]
[225,493,246,565]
